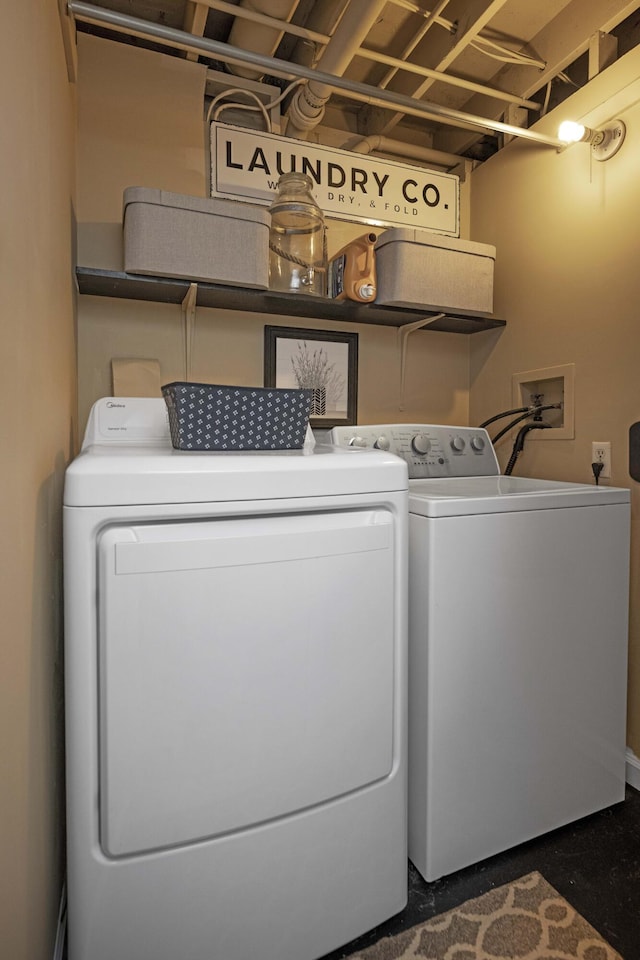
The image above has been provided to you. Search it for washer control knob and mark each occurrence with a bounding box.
[470,435,486,452]
[450,435,466,452]
[348,435,368,448]
[411,434,432,456]
[373,435,391,451]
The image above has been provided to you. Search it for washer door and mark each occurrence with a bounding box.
[97,509,397,857]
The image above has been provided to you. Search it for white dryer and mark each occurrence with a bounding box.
[332,423,630,882]
[63,398,409,960]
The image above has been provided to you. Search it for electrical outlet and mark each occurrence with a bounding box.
[592,441,611,479]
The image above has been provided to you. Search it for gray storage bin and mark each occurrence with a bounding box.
[123,187,270,288]
[374,228,496,315]
[162,381,312,451]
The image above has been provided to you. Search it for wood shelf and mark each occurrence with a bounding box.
[75,266,506,335]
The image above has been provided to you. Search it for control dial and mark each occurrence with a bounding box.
[450,436,466,452]
[470,435,486,452]
[373,436,391,451]
[348,436,368,448]
[411,434,432,456]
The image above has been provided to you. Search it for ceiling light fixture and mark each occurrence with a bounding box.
[557,119,626,161]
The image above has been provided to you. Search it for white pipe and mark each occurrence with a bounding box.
[286,0,388,139]
[348,134,464,170]
[227,1,300,80]
[67,3,565,147]
[287,0,348,68]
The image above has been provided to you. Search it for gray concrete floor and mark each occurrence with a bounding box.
[322,786,640,959]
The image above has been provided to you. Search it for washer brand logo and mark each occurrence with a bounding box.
[210,123,459,236]
[107,402,126,408]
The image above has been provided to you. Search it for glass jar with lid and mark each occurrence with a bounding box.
[268,172,326,296]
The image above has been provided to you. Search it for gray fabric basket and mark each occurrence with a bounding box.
[162,382,312,450]
[123,187,270,288]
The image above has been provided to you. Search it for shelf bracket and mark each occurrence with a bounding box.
[181,283,198,380]
[398,314,446,410]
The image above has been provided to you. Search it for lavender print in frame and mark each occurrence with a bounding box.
[264,326,358,429]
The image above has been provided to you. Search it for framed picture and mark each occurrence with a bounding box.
[264,326,358,429]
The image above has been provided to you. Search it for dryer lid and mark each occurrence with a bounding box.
[65,399,408,506]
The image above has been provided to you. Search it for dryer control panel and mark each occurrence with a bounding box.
[331,424,500,479]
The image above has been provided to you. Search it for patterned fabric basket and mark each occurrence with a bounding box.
[161,382,312,450]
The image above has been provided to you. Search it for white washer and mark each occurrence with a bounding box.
[332,423,630,882]
[64,398,409,960]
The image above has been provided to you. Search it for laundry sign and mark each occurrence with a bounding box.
[210,123,459,237]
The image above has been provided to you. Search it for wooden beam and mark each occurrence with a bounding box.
[589,31,619,79]
[183,1,209,61]
[368,0,511,137]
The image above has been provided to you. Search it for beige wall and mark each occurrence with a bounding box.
[2,12,636,957]
[77,34,208,270]
[0,2,76,958]
[75,33,471,435]
[469,47,640,752]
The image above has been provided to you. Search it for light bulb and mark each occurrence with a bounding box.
[557,118,625,160]
[558,120,587,143]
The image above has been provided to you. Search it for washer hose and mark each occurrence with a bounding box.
[490,404,562,444]
[479,406,529,428]
[504,422,552,475]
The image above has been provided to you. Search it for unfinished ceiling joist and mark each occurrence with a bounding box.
[436,0,640,155]
[67,1,565,148]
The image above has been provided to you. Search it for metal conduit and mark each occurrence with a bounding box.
[188,0,541,111]
[67,1,564,148]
